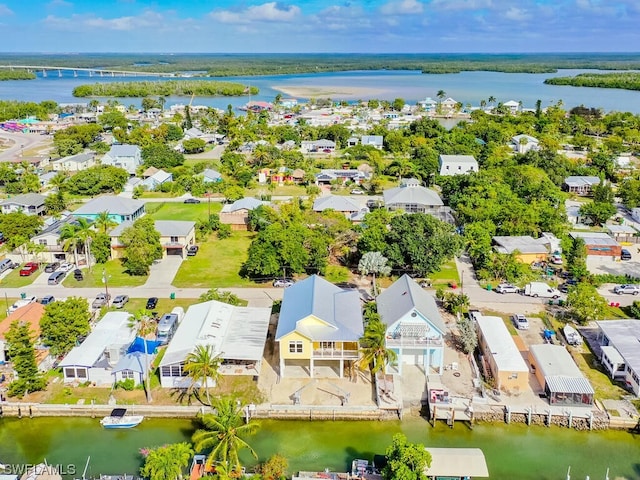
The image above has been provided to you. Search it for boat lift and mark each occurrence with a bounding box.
[328,382,351,406]
[292,380,316,405]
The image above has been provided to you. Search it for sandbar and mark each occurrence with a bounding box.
[272,85,386,99]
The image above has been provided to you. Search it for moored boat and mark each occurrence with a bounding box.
[563,325,582,346]
[100,408,143,429]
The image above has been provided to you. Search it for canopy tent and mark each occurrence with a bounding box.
[127,337,162,355]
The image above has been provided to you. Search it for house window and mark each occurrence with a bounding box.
[509,373,518,380]
[170,236,179,243]
[161,366,171,377]
[77,368,87,378]
[65,368,76,378]
[170,365,183,376]
[39,239,47,245]
[289,341,303,353]
[320,342,335,350]
[121,370,134,379]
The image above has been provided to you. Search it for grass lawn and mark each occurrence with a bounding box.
[569,346,629,400]
[0,268,41,288]
[428,259,461,286]
[173,231,255,288]
[146,202,222,221]
[62,259,147,288]
[106,297,198,315]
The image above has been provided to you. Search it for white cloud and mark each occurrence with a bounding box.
[429,0,493,11]
[43,10,166,31]
[0,4,13,16]
[503,7,529,21]
[47,0,72,7]
[210,2,301,24]
[380,0,424,15]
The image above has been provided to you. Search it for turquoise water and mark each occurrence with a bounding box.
[0,416,639,479]
[0,69,639,112]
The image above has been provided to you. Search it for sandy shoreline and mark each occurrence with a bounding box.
[272,85,386,99]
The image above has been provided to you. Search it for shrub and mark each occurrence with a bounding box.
[116,378,136,391]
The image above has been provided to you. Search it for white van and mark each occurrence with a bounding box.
[524,282,561,299]
[0,259,15,274]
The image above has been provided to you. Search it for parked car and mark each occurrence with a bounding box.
[273,278,295,288]
[621,248,632,261]
[112,295,129,308]
[550,253,563,265]
[350,189,365,195]
[495,283,519,294]
[44,262,60,273]
[187,245,199,256]
[8,296,38,313]
[184,198,201,204]
[92,293,111,308]
[19,262,39,276]
[47,271,66,285]
[58,262,74,272]
[511,313,530,330]
[73,269,84,281]
[39,295,55,305]
[146,297,159,310]
[614,284,640,295]
[558,283,572,294]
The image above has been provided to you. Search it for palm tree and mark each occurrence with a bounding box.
[488,95,496,108]
[95,211,117,235]
[183,344,222,406]
[480,99,487,110]
[60,223,82,266]
[358,251,391,297]
[357,318,397,374]
[129,309,157,403]
[436,90,446,102]
[192,398,259,474]
[141,442,193,480]
[74,218,95,271]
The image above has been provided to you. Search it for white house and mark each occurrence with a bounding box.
[376,275,446,375]
[503,100,520,114]
[58,312,139,386]
[101,144,142,175]
[142,169,173,190]
[202,168,223,183]
[159,300,271,387]
[0,193,46,216]
[438,155,479,176]
[597,320,640,396]
[51,152,96,172]
[511,134,540,154]
[300,139,336,153]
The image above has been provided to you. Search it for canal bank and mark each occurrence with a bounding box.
[1,416,639,480]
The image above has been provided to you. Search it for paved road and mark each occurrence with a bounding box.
[0,131,51,161]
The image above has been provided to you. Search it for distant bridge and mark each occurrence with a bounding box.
[0,65,177,78]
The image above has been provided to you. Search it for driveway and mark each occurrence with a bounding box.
[143,255,183,288]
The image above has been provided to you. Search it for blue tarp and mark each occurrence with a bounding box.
[127,337,161,355]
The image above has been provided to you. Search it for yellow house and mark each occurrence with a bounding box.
[492,235,549,264]
[275,275,363,378]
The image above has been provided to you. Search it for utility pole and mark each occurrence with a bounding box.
[102,268,110,299]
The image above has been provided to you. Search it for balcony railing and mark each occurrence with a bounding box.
[312,348,359,359]
[385,336,443,348]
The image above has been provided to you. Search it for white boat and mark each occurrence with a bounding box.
[100,408,143,429]
[564,325,582,346]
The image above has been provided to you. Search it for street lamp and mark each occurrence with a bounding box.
[102,268,111,300]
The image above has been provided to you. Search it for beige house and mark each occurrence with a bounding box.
[110,220,196,258]
[51,152,96,172]
[220,197,268,231]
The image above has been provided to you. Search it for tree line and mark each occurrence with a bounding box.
[0,69,36,81]
[544,72,640,91]
[72,81,259,98]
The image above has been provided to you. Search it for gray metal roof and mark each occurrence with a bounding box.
[160,300,271,367]
[493,235,549,255]
[529,344,584,378]
[203,168,222,180]
[569,231,619,247]
[275,275,364,342]
[0,193,46,207]
[153,220,195,237]
[58,312,134,368]
[383,184,443,207]
[564,176,601,187]
[107,144,141,157]
[220,197,265,213]
[377,274,445,334]
[112,351,148,374]
[475,315,529,373]
[313,195,361,213]
[54,152,94,164]
[73,195,145,216]
[597,320,640,375]
[545,375,594,395]
[439,154,478,165]
[512,134,539,144]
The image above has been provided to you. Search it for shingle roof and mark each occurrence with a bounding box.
[53,152,94,164]
[154,220,195,237]
[439,154,478,165]
[377,274,445,334]
[313,195,361,213]
[73,196,145,216]
[107,144,140,157]
[0,303,45,339]
[220,197,265,213]
[564,176,601,187]
[275,275,364,342]
[0,193,46,207]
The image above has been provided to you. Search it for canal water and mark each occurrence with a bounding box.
[1,416,638,479]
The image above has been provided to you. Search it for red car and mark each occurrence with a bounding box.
[19,262,39,276]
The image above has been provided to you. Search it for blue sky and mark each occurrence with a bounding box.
[0,0,638,53]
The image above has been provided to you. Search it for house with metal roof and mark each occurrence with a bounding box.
[383,178,451,222]
[51,152,95,172]
[492,235,549,264]
[315,169,370,186]
[58,312,138,385]
[110,220,195,258]
[511,134,540,154]
[275,275,363,378]
[159,300,271,388]
[377,274,445,375]
[438,154,478,176]
[569,231,621,257]
[528,344,594,406]
[300,139,336,153]
[0,193,46,216]
[220,197,268,231]
[101,144,142,175]
[202,168,223,183]
[596,320,640,396]
[72,195,145,224]
[475,315,529,393]
[29,216,79,263]
[312,195,365,220]
[142,169,173,190]
[563,176,601,195]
